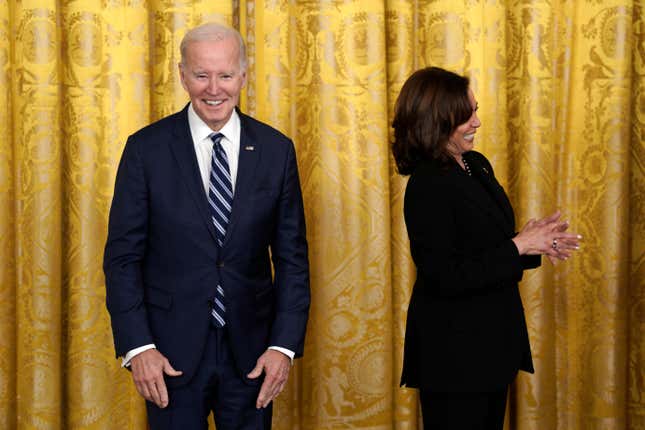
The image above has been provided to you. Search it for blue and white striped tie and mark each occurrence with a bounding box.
[208,133,232,327]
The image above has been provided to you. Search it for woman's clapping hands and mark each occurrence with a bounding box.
[512,210,582,263]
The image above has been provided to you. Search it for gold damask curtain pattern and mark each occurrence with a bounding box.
[0,1,642,429]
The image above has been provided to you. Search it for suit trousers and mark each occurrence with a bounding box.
[419,386,508,430]
[146,326,272,430]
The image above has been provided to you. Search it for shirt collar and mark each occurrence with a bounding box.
[187,103,240,145]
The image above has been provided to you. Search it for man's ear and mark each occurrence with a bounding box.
[241,70,248,88]
[178,63,188,91]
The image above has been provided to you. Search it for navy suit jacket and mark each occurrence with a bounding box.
[104,105,310,387]
[400,151,538,392]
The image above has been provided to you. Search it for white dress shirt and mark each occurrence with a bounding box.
[122,105,294,366]
[189,103,241,195]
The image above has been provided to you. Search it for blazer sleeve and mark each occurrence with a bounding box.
[268,140,310,357]
[475,152,542,272]
[521,254,541,269]
[103,136,154,357]
[405,172,526,297]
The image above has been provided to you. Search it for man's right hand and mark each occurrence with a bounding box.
[130,349,182,408]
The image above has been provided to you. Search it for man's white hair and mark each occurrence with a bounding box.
[180,22,247,71]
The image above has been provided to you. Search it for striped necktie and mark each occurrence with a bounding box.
[208,133,232,327]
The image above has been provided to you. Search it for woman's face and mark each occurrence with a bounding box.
[448,88,480,158]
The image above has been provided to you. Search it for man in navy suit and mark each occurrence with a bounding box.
[103,22,310,429]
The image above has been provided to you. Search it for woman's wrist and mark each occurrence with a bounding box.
[511,237,525,255]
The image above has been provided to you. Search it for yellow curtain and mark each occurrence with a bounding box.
[0,0,642,429]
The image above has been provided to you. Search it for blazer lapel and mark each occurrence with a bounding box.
[465,153,516,232]
[450,163,514,237]
[221,112,261,247]
[168,106,220,246]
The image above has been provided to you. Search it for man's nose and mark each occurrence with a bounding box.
[207,77,219,93]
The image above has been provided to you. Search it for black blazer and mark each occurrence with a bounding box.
[104,106,310,387]
[400,151,538,392]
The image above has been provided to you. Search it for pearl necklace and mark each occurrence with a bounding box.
[461,156,472,176]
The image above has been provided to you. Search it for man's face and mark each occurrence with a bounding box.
[179,37,247,131]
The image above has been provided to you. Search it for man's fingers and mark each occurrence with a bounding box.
[134,377,153,402]
[255,371,284,408]
[270,376,285,401]
[157,379,169,408]
[270,380,287,404]
[163,361,183,377]
[148,380,163,407]
[263,367,289,408]
[247,362,264,379]
[251,349,292,408]
[263,373,280,406]
[256,381,271,408]
[130,350,181,408]
[135,381,151,402]
[137,379,168,408]
[275,382,286,399]
[152,358,179,407]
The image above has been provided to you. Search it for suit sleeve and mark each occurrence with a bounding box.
[269,140,310,358]
[103,137,154,357]
[521,254,541,269]
[405,174,526,297]
[474,152,542,272]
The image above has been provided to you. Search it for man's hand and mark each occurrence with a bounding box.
[247,349,291,409]
[130,349,182,408]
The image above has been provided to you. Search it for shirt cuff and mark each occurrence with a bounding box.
[122,344,156,367]
[268,346,295,364]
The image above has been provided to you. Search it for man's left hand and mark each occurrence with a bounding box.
[247,349,291,408]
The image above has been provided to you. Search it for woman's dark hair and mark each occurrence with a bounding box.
[391,67,473,175]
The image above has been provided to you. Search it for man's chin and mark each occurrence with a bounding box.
[195,109,232,130]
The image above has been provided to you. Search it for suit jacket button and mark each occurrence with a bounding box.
[217,261,225,268]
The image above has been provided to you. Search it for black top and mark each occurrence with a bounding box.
[400,150,539,392]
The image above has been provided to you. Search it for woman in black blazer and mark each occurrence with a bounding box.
[392,67,581,429]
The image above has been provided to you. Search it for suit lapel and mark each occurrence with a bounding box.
[465,153,516,231]
[168,106,220,245]
[450,161,514,237]
[221,112,261,247]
